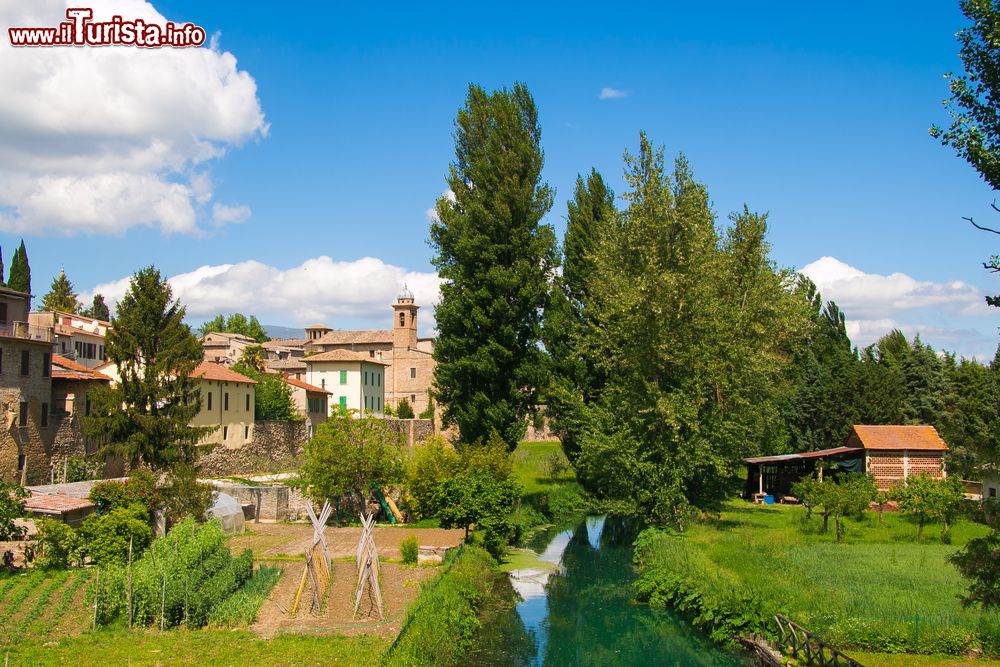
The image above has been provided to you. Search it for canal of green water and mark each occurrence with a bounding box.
[468,515,752,666]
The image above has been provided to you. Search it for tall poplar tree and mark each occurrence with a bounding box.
[430,82,557,449]
[574,134,809,523]
[7,240,30,296]
[543,169,616,460]
[84,266,209,470]
[40,269,82,313]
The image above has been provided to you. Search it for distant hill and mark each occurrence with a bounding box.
[263,324,305,340]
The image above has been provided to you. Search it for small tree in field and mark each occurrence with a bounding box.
[891,473,965,541]
[299,416,404,520]
[0,482,28,541]
[396,399,414,419]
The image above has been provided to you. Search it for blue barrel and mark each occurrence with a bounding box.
[763,495,775,505]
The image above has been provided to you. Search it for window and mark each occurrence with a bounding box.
[0,302,7,323]
[17,454,25,475]
[20,350,29,376]
[244,425,250,439]
[224,392,229,411]
[364,371,368,385]
[0,348,3,373]
[399,312,405,327]
[339,396,347,409]
[207,392,213,411]
[378,397,382,410]
[340,370,347,385]
[41,403,48,427]
[18,401,27,427]
[42,353,51,378]
[369,350,375,357]
[99,345,105,361]
[992,488,997,499]
[246,394,250,411]
[223,426,228,440]
[410,367,416,379]
[321,378,326,389]
[365,395,369,410]
[85,397,91,417]
[411,394,416,404]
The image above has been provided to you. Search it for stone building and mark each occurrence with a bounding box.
[262,338,307,379]
[201,331,258,367]
[304,287,436,415]
[48,355,113,477]
[0,287,56,485]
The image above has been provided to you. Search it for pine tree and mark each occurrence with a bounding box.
[430,82,557,449]
[7,240,30,296]
[84,266,209,470]
[40,269,82,313]
[81,294,111,321]
[0,244,6,286]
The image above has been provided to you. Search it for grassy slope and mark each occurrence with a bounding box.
[638,501,1000,658]
[511,440,578,495]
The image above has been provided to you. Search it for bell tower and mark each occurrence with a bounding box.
[392,285,418,350]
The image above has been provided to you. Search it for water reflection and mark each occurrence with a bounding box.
[470,516,750,666]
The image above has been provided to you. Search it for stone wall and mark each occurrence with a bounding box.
[196,419,307,477]
[383,417,434,447]
[211,482,290,522]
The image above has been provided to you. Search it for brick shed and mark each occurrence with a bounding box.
[846,425,948,492]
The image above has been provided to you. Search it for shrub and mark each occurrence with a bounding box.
[89,471,159,516]
[396,399,415,419]
[0,482,28,541]
[64,455,103,483]
[418,390,435,420]
[400,536,419,565]
[80,504,153,567]
[35,519,84,569]
[404,436,461,521]
[161,463,213,524]
[208,565,282,627]
[187,548,254,627]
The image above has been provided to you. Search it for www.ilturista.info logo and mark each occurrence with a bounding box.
[8,8,206,48]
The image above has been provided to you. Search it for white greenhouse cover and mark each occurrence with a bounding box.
[207,491,245,534]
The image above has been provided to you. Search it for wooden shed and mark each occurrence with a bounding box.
[846,425,948,492]
[24,493,96,528]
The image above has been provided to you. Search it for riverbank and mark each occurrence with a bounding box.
[633,501,1000,660]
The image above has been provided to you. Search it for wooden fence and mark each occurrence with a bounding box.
[773,614,864,667]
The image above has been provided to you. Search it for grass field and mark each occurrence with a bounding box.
[635,501,1000,657]
[1,630,387,666]
[511,440,578,495]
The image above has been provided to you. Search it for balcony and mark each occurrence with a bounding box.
[0,321,54,343]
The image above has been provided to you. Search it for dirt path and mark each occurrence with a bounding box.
[253,559,437,638]
[229,524,464,559]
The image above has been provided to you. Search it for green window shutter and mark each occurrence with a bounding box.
[339,395,347,409]
[340,370,347,384]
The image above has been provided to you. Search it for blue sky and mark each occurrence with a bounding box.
[0,1,997,358]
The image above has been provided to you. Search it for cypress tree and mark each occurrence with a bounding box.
[82,293,111,321]
[84,266,210,470]
[7,240,30,295]
[0,244,6,286]
[430,82,557,449]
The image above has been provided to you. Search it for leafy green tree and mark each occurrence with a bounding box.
[543,169,616,462]
[198,313,269,342]
[573,134,809,524]
[40,269,82,313]
[237,345,266,374]
[890,473,966,541]
[403,435,462,521]
[396,398,414,419]
[80,504,153,567]
[433,434,521,557]
[931,0,1000,306]
[84,267,210,470]
[430,82,557,450]
[81,293,111,321]
[0,482,28,541]
[953,531,1000,607]
[231,361,298,421]
[34,519,84,569]
[161,463,214,524]
[198,315,226,336]
[299,416,404,519]
[7,240,30,296]
[418,390,435,420]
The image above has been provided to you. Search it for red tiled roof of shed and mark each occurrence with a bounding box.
[190,361,257,384]
[849,425,948,451]
[25,493,95,513]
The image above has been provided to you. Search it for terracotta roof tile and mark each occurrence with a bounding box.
[51,355,112,382]
[314,329,393,345]
[282,375,331,394]
[850,425,948,451]
[190,361,257,384]
[25,493,95,513]
[304,350,390,365]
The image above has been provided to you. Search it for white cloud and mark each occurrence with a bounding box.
[0,0,266,235]
[800,256,987,319]
[599,87,628,100]
[211,203,251,225]
[85,256,443,336]
[800,256,998,360]
[424,189,455,222]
